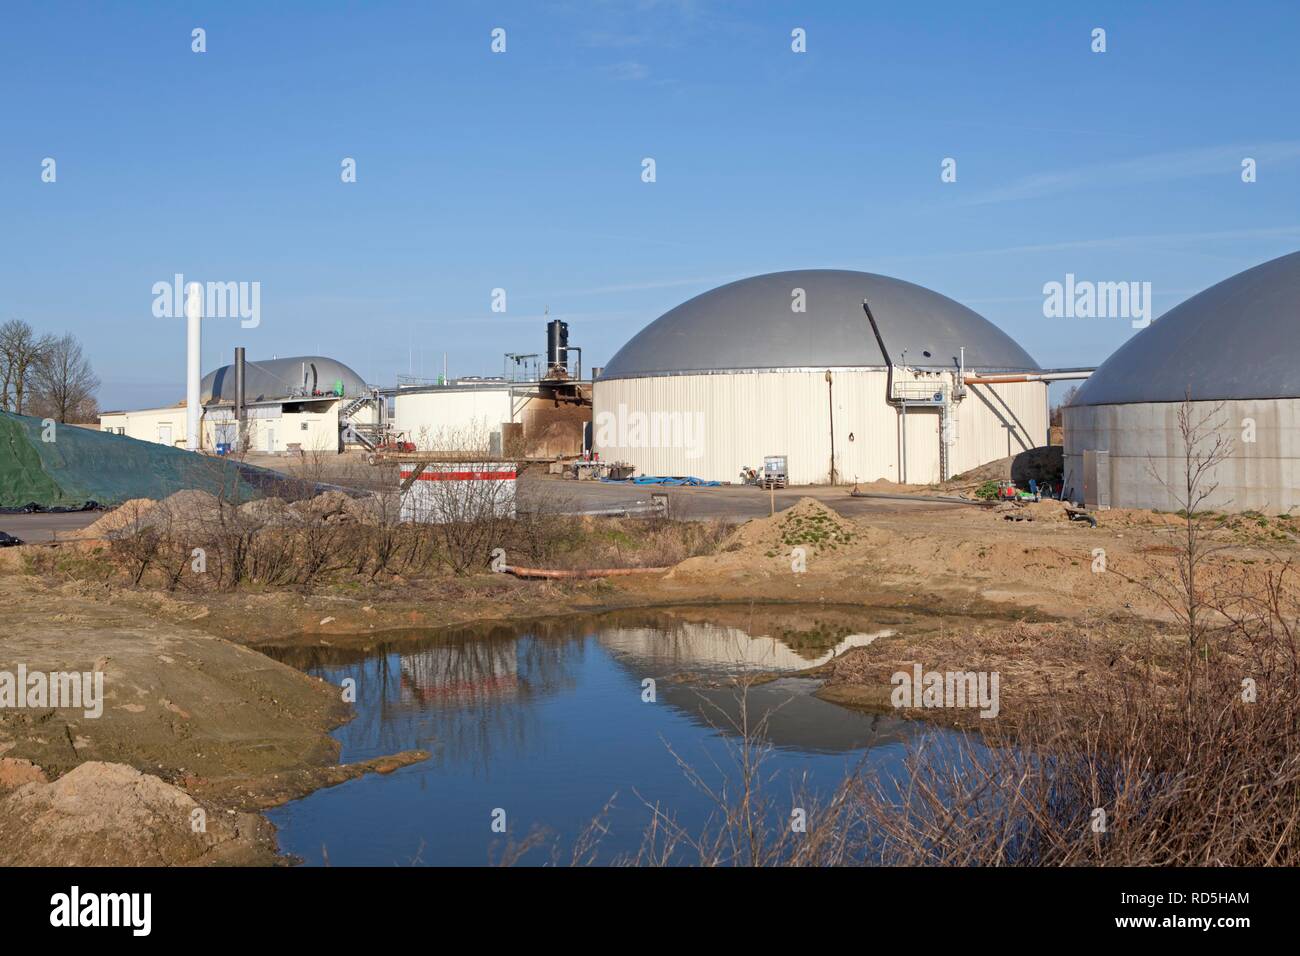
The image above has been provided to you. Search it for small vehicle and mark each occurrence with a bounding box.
[996,479,1037,501]
[378,431,416,454]
[365,431,417,465]
[762,455,788,490]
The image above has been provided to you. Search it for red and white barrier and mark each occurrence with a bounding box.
[399,461,517,523]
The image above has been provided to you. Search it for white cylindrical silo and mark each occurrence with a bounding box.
[184,282,202,451]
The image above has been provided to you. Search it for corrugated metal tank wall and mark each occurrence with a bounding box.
[593,371,1047,485]
[1063,399,1300,512]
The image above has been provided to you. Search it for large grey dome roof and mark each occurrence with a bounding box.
[201,355,369,404]
[599,269,1039,380]
[1071,251,1300,406]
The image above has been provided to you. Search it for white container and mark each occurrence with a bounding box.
[399,461,517,524]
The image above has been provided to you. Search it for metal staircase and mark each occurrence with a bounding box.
[339,391,384,451]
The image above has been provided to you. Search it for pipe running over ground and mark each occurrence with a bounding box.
[500,564,669,580]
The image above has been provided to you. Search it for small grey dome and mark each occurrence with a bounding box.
[201,355,368,404]
[1071,251,1300,406]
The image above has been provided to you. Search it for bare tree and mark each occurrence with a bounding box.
[29,333,100,422]
[0,319,54,414]
[1144,394,1235,655]
[1049,384,1079,428]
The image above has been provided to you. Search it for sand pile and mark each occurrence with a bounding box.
[289,489,352,522]
[993,498,1073,523]
[947,445,1064,490]
[341,494,385,523]
[78,489,378,539]
[76,498,158,538]
[0,758,47,793]
[76,490,234,540]
[724,497,858,554]
[0,761,273,866]
[238,496,292,528]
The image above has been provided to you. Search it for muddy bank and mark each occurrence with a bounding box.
[3,492,1297,863]
[0,573,427,864]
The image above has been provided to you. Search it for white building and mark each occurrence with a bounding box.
[100,355,380,455]
[593,270,1049,486]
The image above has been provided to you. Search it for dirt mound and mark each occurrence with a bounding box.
[948,446,1063,489]
[724,497,858,554]
[0,761,274,866]
[992,498,1073,523]
[342,494,385,524]
[74,489,235,540]
[289,490,353,522]
[0,758,47,793]
[78,489,368,539]
[239,496,292,528]
[75,498,158,539]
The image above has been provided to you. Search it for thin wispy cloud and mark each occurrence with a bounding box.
[603,60,650,81]
[558,272,748,297]
[960,142,1300,206]
[871,226,1300,262]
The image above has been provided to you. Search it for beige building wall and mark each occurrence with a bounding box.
[102,400,346,454]
[98,406,190,447]
[593,369,1047,486]
[278,401,343,454]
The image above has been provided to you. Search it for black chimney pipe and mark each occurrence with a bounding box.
[234,347,246,448]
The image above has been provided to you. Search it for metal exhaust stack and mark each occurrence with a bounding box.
[184,283,202,450]
[234,347,246,450]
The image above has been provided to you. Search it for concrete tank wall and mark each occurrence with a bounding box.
[1063,398,1300,512]
[594,369,1047,485]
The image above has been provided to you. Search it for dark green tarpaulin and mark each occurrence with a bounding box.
[0,411,273,509]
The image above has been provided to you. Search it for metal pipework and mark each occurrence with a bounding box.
[964,369,1094,385]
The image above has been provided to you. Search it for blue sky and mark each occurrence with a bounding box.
[3,0,1298,410]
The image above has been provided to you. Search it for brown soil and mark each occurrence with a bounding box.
[5,483,1299,864]
[0,761,278,866]
[0,572,427,864]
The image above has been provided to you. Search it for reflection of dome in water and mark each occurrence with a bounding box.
[597,622,893,672]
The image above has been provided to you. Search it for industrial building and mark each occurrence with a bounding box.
[392,320,591,459]
[100,354,382,454]
[1064,251,1300,513]
[593,269,1052,485]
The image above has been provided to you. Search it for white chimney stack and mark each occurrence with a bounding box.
[184,282,202,451]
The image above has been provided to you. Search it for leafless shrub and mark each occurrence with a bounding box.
[107,502,162,585]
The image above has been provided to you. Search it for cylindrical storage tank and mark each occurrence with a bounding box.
[1064,251,1300,512]
[594,270,1047,485]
